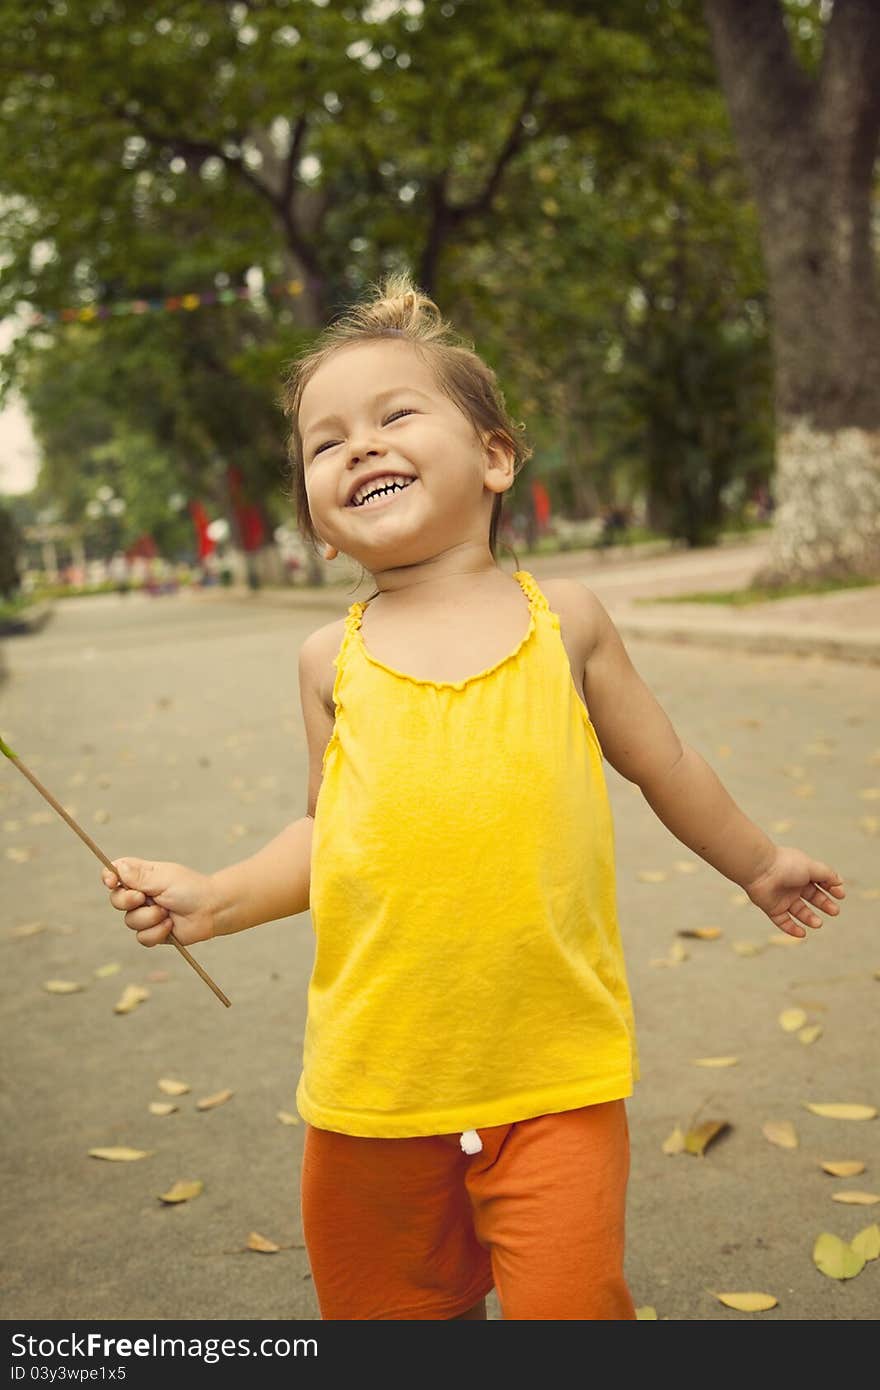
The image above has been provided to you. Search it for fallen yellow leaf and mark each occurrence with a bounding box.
[157,1078,190,1096]
[851,1225,880,1261]
[89,1147,152,1161]
[770,820,793,833]
[93,809,110,824]
[149,1102,178,1117]
[813,1233,866,1280]
[94,963,122,979]
[635,1306,658,1319]
[678,927,722,940]
[196,1089,234,1111]
[661,1125,686,1155]
[779,1008,808,1032]
[820,1160,865,1177]
[637,870,668,883]
[43,980,83,994]
[712,1292,777,1312]
[673,861,698,874]
[805,1103,878,1121]
[799,1024,823,1045]
[729,892,749,906]
[693,1057,739,1068]
[732,941,765,957]
[831,1191,880,1205]
[158,1179,203,1204]
[277,1111,301,1126]
[246,1232,280,1254]
[762,1120,798,1150]
[114,984,150,1015]
[10,922,46,938]
[684,1120,730,1156]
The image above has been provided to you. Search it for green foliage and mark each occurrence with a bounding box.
[0,0,779,551]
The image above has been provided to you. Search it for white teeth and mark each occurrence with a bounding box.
[351,475,414,507]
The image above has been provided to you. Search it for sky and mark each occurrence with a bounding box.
[0,318,39,497]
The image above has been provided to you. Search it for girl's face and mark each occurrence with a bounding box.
[298,339,513,570]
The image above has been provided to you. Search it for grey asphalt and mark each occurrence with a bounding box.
[1,542,878,1322]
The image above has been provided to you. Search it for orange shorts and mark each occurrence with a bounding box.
[300,1099,635,1320]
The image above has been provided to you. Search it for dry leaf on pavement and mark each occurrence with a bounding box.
[661,1126,686,1155]
[196,1089,234,1111]
[851,1225,880,1261]
[804,1102,878,1121]
[149,1102,178,1117]
[114,984,150,1015]
[684,1120,730,1157]
[678,927,722,940]
[277,1111,301,1126]
[157,1078,190,1096]
[820,1160,865,1177]
[635,1306,658,1319]
[246,1232,280,1254]
[43,980,83,994]
[711,1292,777,1312]
[158,1179,203,1204]
[812,1233,866,1280]
[89,1147,152,1162]
[779,1008,808,1032]
[830,1191,880,1205]
[762,1120,798,1150]
[693,1056,739,1068]
[798,1024,823,1045]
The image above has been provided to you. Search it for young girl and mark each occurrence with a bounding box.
[102,275,845,1322]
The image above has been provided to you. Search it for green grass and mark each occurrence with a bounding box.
[636,574,880,607]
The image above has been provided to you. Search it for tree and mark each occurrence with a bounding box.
[704,0,880,580]
[0,501,22,599]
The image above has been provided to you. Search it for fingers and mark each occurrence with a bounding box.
[130,914,174,948]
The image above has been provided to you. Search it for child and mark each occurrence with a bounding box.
[102,274,845,1322]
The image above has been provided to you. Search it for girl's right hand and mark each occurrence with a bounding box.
[101,858,216,947]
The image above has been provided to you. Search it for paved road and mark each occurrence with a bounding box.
[1,588,878,1322]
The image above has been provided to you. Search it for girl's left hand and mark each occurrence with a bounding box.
[744,847,846,937]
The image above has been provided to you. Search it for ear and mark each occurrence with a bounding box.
[481,431,516,497]
[323,543,338,561]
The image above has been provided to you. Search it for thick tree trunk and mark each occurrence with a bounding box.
[704,0,880,580]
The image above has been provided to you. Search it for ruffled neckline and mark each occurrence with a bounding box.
[344,569,545,692]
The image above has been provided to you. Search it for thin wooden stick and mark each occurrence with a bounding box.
[1,734,231,1008]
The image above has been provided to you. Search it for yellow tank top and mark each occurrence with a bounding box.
[296,569,639,1138]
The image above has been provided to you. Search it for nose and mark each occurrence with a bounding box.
[347,433,387,467]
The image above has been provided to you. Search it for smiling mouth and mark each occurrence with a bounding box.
[348,478,417,509]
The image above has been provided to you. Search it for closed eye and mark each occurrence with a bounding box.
[311,408,415,459]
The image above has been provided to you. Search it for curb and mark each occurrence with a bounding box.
[613,614,880,665]
[0,600,55,638]
[192,586,880,664]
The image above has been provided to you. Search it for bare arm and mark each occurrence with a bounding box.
[579,587,845,935]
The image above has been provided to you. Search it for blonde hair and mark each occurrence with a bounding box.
[280,272,531,571]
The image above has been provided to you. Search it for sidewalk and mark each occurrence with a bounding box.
[199,538,880,666]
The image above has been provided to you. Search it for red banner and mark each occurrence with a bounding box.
[189,500,215,560]
[531,479,551,529]
[227,467,266,553]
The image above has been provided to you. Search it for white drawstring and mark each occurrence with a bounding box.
[460,1129,483,1154]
